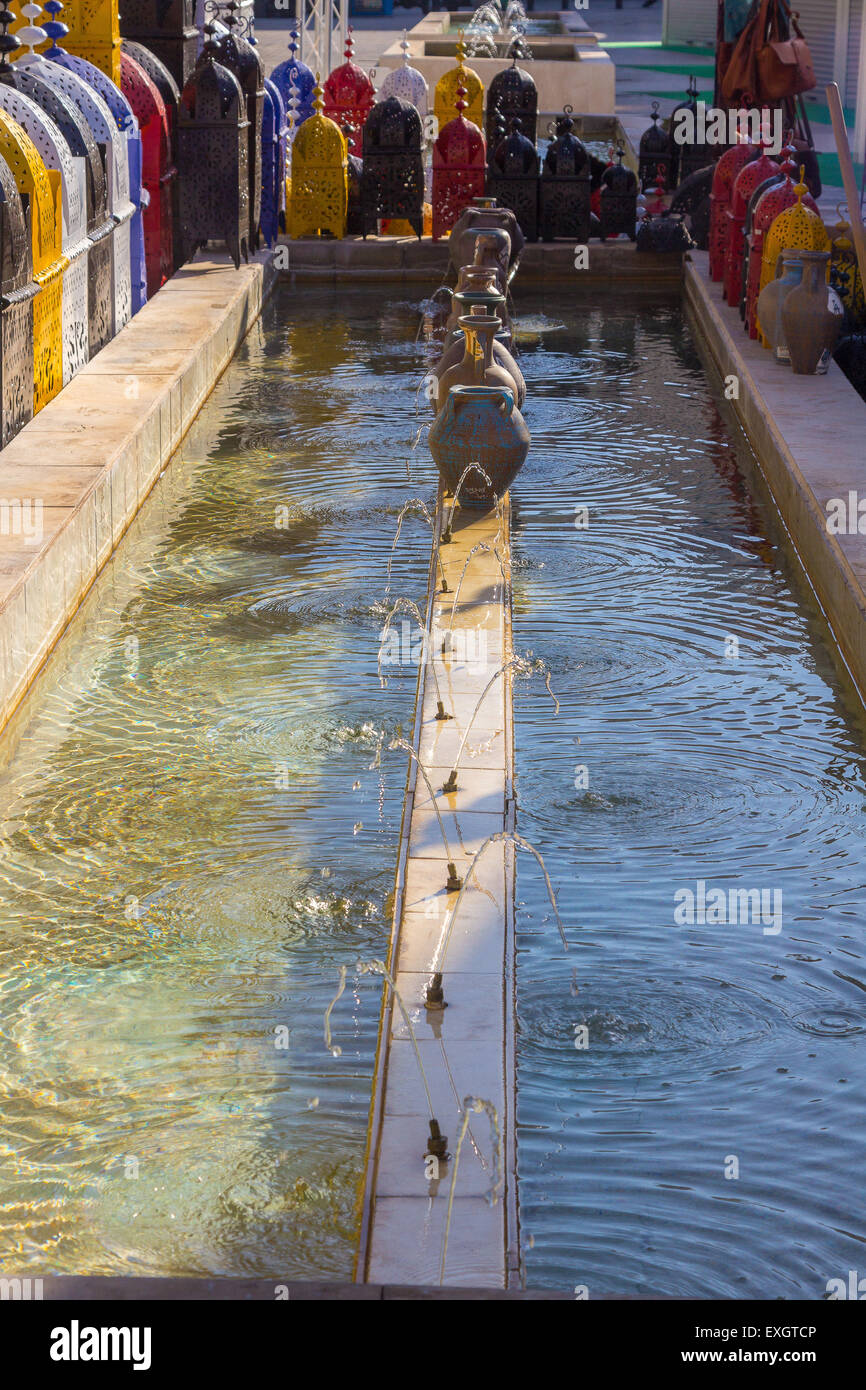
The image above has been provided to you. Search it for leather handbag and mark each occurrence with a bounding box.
[757,0,816,99]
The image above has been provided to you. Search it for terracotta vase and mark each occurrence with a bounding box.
[437,312,521,412]
[448,218,513,292]
[448,202,526,285]
[445,264,505,333]
[434,308,525,404]
[780,250,845,375]
[756,250,803,361]
[428,384,530,505]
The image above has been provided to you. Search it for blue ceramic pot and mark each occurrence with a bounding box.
[428,385,530,505]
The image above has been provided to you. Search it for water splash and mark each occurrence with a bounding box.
[389,736,463,889]
[377,597,451,721]
[442,654,558,792]
[441,464,494,542]
[440,1095,504,1284]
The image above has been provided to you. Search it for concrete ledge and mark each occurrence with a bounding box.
[279,237,684,288]
[19,1276,573,1299]
[685,250,866,698]
[0,249,276,736]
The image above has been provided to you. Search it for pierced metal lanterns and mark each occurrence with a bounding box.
[121,49,176,296]
[431,84,485,242]
[122,38,185,273]
[0,149,36,444]
[599,147,637,241]
[380,30,427,115]
[434,35,482,132]
[178,31,250,268]
[708,141,756,281]
[288,77,347,241]
[485,57,536,153]
[323,29,374,155]
[540,110,590,243]
[638,100,672,191]
[360,94,423,240]
[118,0,199,92]
[270,29,314,130]
[488,117,539,243]
[260,76,286,248]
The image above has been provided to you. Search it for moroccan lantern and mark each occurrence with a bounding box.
[178,27,250,268]
[708,140,756,281]
[288,75,347,241]
[0,105,65,411]
[341,120,363,236]
[36,0,148,314]
[599,146,638,241]
[488,116,539,243]
[360,93,423,240]
[0,148,36,444]
[638,101,672,191]
[323,28,374,156]
[122,38,184,273]
[260,76,286,248]
[667,75,699,187]
[431,82,485,242]
[539,109,590,243]
[485,56,537,153]
[209,1,264,253]
[380,30,428,116]
[723,144,779,306]
[17,23,134,336]
[118,0,198,92]
[270,28,315,130]
[757,171,829,347]
[121,49,175,296]
[0,78,89,383]
[830,221,866,326]
[434,33,482,132]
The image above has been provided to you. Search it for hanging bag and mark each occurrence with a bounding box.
[756,0,816,100]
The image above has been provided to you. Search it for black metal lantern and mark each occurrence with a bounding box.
[669,163,714,251]
[360,94,423,239]
[638,100,672,191]
[667,76,698,188]
[599,147,638,241]
[539,109,590,243]
[178,28,250,268]
[208,1,264,252]
[488,117,539,243]
[0,31,114,355]
[485,57,537,152]
[0,150,35,447]
[118,0,199,93]
[340,121,364,236]
[122,39,185,272]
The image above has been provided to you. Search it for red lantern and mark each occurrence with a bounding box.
[724,146,779,306]
[432,85,486,242]
[709,141,756,281]
[121,51,176,296]
[323,29,375,153]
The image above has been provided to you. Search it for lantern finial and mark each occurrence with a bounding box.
[454,81,467,118]
[313,73,324,116]
[344,27,354,63]
[400,28,410,67]
[15,0,47,57]
[0,8,20,64]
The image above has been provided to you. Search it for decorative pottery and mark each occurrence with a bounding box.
[428,384,530,505]
[780,249,844,375]
[434,306,525,403]
[756,250,803,361]
[757,170,829,347]
[437,311,521,412]
[447,203,524,286]
[444,262,501,332]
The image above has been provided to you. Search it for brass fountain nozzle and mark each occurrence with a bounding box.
[440,523,453,544]
[435,699,452,722]
[442,770,458,794]
[425,1118,449,1161]
[424,972,446,1012]
[446,861,462,892]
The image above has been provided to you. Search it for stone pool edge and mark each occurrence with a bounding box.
[0,248,277,737]
[685,250,866,702]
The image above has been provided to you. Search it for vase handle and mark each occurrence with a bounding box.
[774,252,784,280]
[497,388,515,418]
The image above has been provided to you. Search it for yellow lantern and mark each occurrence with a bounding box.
[434,35,483,133]
[12,0,122,86]
[288,78,347,240]
[0,107,66,411]
[757,169,829,348]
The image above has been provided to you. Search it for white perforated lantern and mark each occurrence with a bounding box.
[380,33,428,117]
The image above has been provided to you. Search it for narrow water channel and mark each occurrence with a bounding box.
[510,293,866,1297]
[0,287,431,1277]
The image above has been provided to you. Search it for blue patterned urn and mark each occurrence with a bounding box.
[428,385,530,505]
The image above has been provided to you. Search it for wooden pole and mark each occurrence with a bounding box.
[826,82,866,290]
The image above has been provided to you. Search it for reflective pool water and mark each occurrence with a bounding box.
[0,288,432,1278]
[509,294,866,1297]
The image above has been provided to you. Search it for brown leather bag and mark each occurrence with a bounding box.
[757,0,816,99]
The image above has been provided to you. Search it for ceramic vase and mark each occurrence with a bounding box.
[428,385,530,505]
[437,312,521,412]
[780,249,845,375]
[434,314,525,404]
[448,203,525,287]
[756,250,803,362]
[445,265,505,333]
